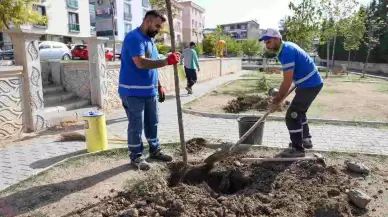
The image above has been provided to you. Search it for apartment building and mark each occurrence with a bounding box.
[153,0,184,46]
[1,0,92,49]
[220,20,261,41]
[91,0,151,45]
[180,1,205,44]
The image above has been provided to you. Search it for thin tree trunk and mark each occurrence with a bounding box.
[347,50,351,75]
[330,35,337,72]
[363,49,371,78]
[110,0,116,61]
[165,0,187,165]
[325,40,330,78]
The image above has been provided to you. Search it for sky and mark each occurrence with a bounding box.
[193,0,373,29]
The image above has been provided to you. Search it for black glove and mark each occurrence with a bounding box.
[158,86,165,103]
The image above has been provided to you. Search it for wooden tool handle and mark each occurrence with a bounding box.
[241,157,317,162]
[229,85,296,151]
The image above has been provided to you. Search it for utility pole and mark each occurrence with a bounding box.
[109,0,116,61]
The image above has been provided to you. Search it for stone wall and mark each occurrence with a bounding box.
[106,62,121,110]
[41,58,242,110]
[61,61,91,100]
[0,66,24,139]
[322,60,388,74]
[221,58,242,76]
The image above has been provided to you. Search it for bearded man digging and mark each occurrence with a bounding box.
[260,28,324,158]
[119,10,180,170]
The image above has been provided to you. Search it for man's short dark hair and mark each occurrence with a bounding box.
[144,10,166,22]
[190,42,196,47]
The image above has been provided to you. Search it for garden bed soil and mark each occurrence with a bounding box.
[2,148,388,217]
[69,152,388,217]
[223,95,290,113]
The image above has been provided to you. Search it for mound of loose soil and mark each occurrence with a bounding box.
[223,95,290,113]
[72,157,363,217]
[185,138,207,154]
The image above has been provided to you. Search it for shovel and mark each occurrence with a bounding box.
[203,85,296,165]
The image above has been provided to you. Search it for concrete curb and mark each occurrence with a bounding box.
[182,108,388,126]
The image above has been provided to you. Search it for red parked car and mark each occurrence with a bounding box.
[71,45,114,61]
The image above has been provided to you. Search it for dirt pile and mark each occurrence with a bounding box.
[223,95,290,113]
[185,138,207,154]
[72,158,364,217]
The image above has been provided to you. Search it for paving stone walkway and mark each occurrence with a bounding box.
[1,71,388,191]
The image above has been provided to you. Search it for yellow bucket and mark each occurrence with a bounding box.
[83,111,108,153]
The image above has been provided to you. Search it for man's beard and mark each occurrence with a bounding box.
[146,29,159,38]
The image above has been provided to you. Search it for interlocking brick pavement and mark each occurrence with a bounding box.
[1,71,388,191]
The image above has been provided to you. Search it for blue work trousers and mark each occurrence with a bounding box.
[120,95,160,160]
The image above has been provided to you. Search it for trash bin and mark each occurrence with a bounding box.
[237,116,265,145]
[83,111,108,153]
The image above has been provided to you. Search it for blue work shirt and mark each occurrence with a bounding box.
[119,27,159,97]
[277,41,323,88]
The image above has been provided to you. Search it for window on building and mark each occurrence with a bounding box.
[224,26,230,31]
[230,25,235,30]
[195,21,197,29]
[124,3,132,21]
[192,19,194,26]
[125,23,132,35]
[68,12,80,32]
[33,5,47,26]
[142,0,149,7]
[143,9,148,17]
[67,0,79,9]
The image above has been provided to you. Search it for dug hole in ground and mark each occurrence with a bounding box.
[1,138,388,217]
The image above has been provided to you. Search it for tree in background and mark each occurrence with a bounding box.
[340,8,366,73]
[0,0,47,30]
[284,0,321,51]
[320,0,359,72]
[194,43,203,56]
[319,18,336,77]
[156,43,170,55]
[241,40,262,61]
[202,34,216,55]
[220,35,242,56]
[149,0,179,17]
[362,6,386,77]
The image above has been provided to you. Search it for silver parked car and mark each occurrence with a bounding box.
[38,41,72,60]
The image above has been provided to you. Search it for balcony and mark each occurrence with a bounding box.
[95,8,115,20]
[124,12,132,21]
[67,0,79,9]
[68,23,80,32]
[96,30,118,36]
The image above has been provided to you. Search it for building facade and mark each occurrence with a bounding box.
[1,0,92,49]
[154,0,184,47]
[91,0,151,44]
[220,20,261,41]
[180,1,205,45]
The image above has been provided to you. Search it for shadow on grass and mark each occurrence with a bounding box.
[29,149,88,169]
[0,164,133,217]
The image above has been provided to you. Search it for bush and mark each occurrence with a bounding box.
[156,43,170,55]
[194,43,204,56]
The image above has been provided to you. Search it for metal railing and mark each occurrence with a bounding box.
[68,23,80,32]
[67,0,79,9]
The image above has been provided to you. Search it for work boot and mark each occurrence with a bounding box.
[149,149,173,162]
[303,138,313,149]
[131,154,151,171]
[281,147,306,158]
[186,87,193,94]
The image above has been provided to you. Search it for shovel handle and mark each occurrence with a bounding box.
[229,85,296,151]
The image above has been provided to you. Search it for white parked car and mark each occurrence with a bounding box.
[38,41,72,60]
